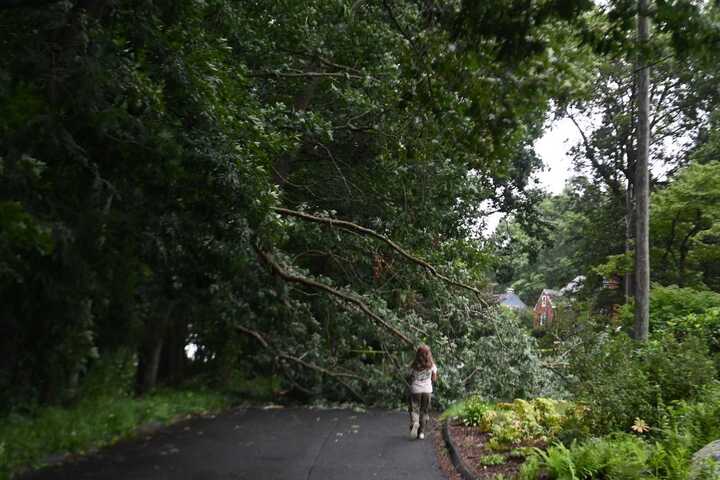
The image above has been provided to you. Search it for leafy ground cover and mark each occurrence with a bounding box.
[441,397,582,479]
[0,389,233,479]
[443,379,720,479]
[518,383,720,479]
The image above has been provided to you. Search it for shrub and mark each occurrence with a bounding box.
[447,397,582,449]
[664,308,720,360]
[520,384,720,480]
[519,434,652,480]
[641,334,717,404]
[667,382,720,450]
[459,396,494,428]
[569,333,657,434]
[568,331,717,435]
[619,285,720,333]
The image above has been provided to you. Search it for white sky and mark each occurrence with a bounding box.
[484,117,581,234]
[532,117,582,194]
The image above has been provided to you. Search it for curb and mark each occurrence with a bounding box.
[442,421,478,480]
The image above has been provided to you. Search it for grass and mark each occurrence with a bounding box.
[439,397,472,421]
[0,389,233,480]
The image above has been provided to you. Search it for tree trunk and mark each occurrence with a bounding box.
[136,301,175,394]
[625,182,634,303]
[634,0,651,341]
[140,338,164,393]
[158,316,188,385]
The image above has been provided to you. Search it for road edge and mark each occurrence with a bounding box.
[441,421,478,480]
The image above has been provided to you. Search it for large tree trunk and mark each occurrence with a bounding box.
[158,316,188,385]
[634,0,651,341]
[139,338,164,394]
[625,183,634,303]
[136,301,176,394]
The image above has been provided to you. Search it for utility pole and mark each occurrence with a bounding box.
[634,0,651,341]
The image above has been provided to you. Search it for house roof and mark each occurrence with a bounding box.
[541,289,562,297]
[560,275,586,295]
[496,291,528,310]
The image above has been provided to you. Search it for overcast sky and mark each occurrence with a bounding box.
[483,117,582,234]
[533,117,582,194]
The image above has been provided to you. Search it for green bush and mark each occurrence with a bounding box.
[619,285,720,333]
[568,331,717,435]
[569,333,657,434]
[664,308,720,359]
[520,384,720,480]
[452,396,493,428]
[446,397,582,450]
[642,334,717,404]
[667,382,720,450]
[519,434,652,480]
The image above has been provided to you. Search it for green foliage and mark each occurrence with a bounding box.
[454,396,493,428]
[0,389,231,479]
[0,3,717,470]
[0,0,586,415]
[479,453,507,466]
[450,307,564,404]
[520,434,652,480]
[642,334,717,404]
[520,384,720,480]
[619,285,720,362]
[568,330,717,435]
[449,397,582,450]
[619,285,720,330]
[222,373,281,401]
[651,162,720,291]
[491,177,625,306]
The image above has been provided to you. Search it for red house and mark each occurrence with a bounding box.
[533,289,561,329]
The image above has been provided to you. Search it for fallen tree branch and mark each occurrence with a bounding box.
[249,70,370,81]
[255,246,414,346]
[462,367,481,385]
[235,323,368,403]
[235,324,364,381]
[236,324,364,381]
[271,207,490,306]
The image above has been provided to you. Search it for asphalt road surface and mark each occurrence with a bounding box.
[21,407,444,480]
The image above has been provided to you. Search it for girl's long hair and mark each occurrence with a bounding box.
[411,344,434,371]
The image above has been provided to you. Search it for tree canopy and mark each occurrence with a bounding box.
[1,0,719,417]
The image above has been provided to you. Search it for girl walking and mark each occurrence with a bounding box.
[407,344,437,440]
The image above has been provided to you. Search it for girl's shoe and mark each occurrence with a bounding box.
[410,422,419,439]
[418,432,425,440]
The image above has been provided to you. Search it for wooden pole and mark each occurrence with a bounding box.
[634,0,651,341]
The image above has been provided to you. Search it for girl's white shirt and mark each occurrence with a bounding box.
[409,363,437,394]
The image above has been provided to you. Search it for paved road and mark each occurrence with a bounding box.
[21,407,444,480]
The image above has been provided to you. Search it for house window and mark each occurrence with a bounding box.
[539,313,547,326]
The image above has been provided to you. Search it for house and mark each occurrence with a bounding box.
[496,288,528,310]
[533,289,561,329]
